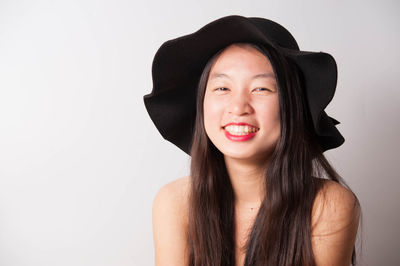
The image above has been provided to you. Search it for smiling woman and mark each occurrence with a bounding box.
[144,15,361,266]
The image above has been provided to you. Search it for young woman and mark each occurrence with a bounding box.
[144,15,361,266]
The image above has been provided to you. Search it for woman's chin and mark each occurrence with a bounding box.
[222,150,262,162]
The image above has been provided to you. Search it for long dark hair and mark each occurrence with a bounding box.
[187,42,360,265]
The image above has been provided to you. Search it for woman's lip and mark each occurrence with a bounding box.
[224,129,258,141]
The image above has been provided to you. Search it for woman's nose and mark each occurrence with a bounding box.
[227,91,253,116]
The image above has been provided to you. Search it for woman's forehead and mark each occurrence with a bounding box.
[208,44,275,79]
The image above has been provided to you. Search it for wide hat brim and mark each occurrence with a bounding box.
[143,15,345,155]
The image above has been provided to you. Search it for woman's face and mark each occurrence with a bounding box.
[203,44,280,163]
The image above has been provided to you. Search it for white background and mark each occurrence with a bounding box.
[0,0,399,265]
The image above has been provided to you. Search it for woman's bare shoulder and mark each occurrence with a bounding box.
[311,178,361,264]
[153,176,190,213]
[311,178,360,228]
[152,176,190,265]
[153,175,190,227]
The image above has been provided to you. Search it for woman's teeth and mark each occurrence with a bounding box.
[224,125,259,135]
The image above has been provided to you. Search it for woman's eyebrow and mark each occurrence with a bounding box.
[252,73,276,79]
[209,72,231,80]
[209,72,275,80]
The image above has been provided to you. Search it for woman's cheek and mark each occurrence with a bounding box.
[205,97,223,116]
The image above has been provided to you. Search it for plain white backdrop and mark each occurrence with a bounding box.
[0,0,399,265]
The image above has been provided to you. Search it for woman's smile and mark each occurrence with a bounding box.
[222,122,260,141]
[224,129,258,141]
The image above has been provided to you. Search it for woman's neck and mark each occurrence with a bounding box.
[224,155,266,208]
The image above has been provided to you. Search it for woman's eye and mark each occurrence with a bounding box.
[215,87,228,91]
[254,87,270,92]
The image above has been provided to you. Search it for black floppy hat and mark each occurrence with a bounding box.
[143,15,345,155]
